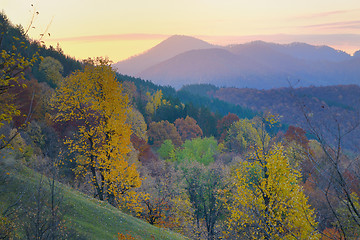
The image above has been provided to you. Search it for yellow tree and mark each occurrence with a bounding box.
[225,143,319,239]
[145,90,167,116]
[51,58,141,202]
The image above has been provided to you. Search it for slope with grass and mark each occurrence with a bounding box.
[0,158,186,240]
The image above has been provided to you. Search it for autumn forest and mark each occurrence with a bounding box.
[1,12,360,240]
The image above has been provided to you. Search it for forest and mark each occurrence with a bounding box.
[1,12,360,240]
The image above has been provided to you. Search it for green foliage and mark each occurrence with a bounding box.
[39,56,64,88]
[179,84,219,97]
[176,161,227,239]
[158,139,176,161]
[225,118,269,153]
[177,88,257,119]
[175,137,219,166]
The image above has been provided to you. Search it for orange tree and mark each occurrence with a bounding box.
[51,58,141,202]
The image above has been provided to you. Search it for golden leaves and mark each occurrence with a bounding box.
[226,143,320,239]
[51,57,141,204]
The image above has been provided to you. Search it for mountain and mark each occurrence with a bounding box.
[113,35,215,76]
[114,35,360,89]
[226,41,351,62]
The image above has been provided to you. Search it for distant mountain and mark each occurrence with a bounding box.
[226,41,351,62]
[114,35,360,89]
[113,35,214,76]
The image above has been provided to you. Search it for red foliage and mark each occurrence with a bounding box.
[216,113,239,142]
[284,125,309,149]
[131,134,158,164]
[175,116,203,142]
[148,120,183,147]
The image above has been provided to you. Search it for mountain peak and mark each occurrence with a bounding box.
[113,35,214,76]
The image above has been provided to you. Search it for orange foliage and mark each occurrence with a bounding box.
[117,232,135,240]
[321,228,343,240]
[175,116,203,142]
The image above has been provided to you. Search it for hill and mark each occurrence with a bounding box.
[212,84,360,151]
[0,158,186,240]
[114,35,360,89]
[113,35,214,76]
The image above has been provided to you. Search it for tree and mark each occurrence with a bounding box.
[51,58,141,203]
[284,126,309,149]
[145,90,168,117]
[0,13,40,151]
[298,98,360,239]
[216,113,239,142]
[179,161,227,240]
[225,118,269,154]
[148,120,183,148]
[126,108,147,141]
[175,137,219,166]
[225,143,319,239]
[157,139,176,161]
[39,56,63,88]
[175,116,203,142]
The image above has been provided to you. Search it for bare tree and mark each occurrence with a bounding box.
[293,86,360,239]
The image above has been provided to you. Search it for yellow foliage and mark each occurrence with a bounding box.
[51,57,141,203]
[225,143,320,239]
[145,90,168,116]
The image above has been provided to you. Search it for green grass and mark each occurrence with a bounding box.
[0,158,186,240]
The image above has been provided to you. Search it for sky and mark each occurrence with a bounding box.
[2,0,360,62]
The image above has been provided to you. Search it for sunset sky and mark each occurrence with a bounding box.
[2,0,360,62]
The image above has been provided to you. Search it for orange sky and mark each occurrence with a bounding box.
[2,0,360,62]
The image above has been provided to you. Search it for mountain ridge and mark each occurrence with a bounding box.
[114,35,360,89]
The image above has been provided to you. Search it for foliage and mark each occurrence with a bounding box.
[39,56,63,88]
[158,139,176,161]
[225,144,319,239]
[127,108,147,141]
[178,161,227,240]
[51,58,141,203]
[146,90,169,116]
[175,116,203,142]
[225,118,269,153]
[177,87,257,119]
[217,113,240,141]
[0,13,41,151]
[148,120,183,148]
[175,137,219,166]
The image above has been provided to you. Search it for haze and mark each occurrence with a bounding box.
[2,0,360,62]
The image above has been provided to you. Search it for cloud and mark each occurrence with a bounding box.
[292,8,360,20]
[49,33,170,42]
[302,20,360,30]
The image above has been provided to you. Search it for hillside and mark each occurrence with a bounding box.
[114,35,360,89]
[0,159,186,240]
[212,84,360,150]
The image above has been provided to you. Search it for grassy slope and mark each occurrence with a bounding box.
[0,158,186,240]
